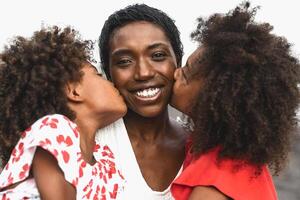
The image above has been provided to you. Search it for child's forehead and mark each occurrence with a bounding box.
[184,47,205,79]
[83,62,98,70]
[189,47,204,62]
[97,63,109,79]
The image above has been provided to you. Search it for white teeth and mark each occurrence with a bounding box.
[136,88,160,98]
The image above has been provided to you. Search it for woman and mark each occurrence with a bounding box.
[97,4,188,199]
[171,2,300,200]
[0,26,127,199]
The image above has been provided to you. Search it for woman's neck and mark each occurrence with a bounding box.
[124,109,171,142]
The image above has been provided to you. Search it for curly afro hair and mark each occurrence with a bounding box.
[190,2,300,175]
[0,26,93,164]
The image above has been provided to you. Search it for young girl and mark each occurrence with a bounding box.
[171,2,300,200]
[0,26,127,199]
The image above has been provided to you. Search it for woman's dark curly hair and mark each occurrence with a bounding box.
[191,2,300,175]
[0,26,93,164]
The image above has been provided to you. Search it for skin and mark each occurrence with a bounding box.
[109,21,187,191]
[171,47,204,116]
[189,186,230,200]
[172,48,230,199]
[32,63,127,199]
[32,148,76,200]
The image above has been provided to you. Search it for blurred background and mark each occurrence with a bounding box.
[1,0,299,199]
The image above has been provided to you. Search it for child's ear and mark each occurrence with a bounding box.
[174,67,188,84]
[65,82,83,102]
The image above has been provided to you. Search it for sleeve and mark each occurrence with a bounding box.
[171,148,278,200]
[0,114,80,189]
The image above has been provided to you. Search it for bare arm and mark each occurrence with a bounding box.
[32,147,76,200]
[189,186,231,200]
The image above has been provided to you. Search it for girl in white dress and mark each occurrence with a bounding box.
[0,26,127,199]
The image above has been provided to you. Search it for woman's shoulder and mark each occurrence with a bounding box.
[175,114,194,132]
[171,115,191,138]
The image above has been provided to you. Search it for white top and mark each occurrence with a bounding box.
[95,118,182,200]
[0,114,125,200]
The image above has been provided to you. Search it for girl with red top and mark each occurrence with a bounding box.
[170,2,300,200]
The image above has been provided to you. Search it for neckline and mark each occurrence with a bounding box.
[120,118,184,194]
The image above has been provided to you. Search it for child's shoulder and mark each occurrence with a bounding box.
[30,114,76,132]
[32,114,73,127]
[0,114,80,192]
[22,114,79,145]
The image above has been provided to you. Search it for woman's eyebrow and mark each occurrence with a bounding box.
[147,42,170,50]
[111,48,132,57]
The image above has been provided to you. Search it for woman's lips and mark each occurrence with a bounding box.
[134,87,162,102]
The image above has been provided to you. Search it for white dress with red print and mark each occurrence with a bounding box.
[0,114,125,200]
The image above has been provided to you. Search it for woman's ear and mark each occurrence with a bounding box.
[65,82,83,102]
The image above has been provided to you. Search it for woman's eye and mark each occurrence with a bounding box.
[152,52,166,61]
[97,72,103,77]
[116,58,132,66]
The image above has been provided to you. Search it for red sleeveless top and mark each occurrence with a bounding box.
[171,147,278,200]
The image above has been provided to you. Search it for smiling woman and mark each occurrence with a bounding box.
[109,21,177,117]
[97,4,188,199]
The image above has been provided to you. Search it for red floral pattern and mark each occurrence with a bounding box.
[0,114,124,199]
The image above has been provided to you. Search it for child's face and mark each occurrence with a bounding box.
[171,47,204,115]
[78,63,127,127]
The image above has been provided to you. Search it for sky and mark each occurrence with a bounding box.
[1,0,299,65]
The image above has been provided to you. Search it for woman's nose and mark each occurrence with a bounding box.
[134,58,155,81]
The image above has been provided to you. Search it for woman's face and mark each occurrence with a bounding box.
[108,21,177,117]
[79,63,127,126]
[171,47,204,115]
